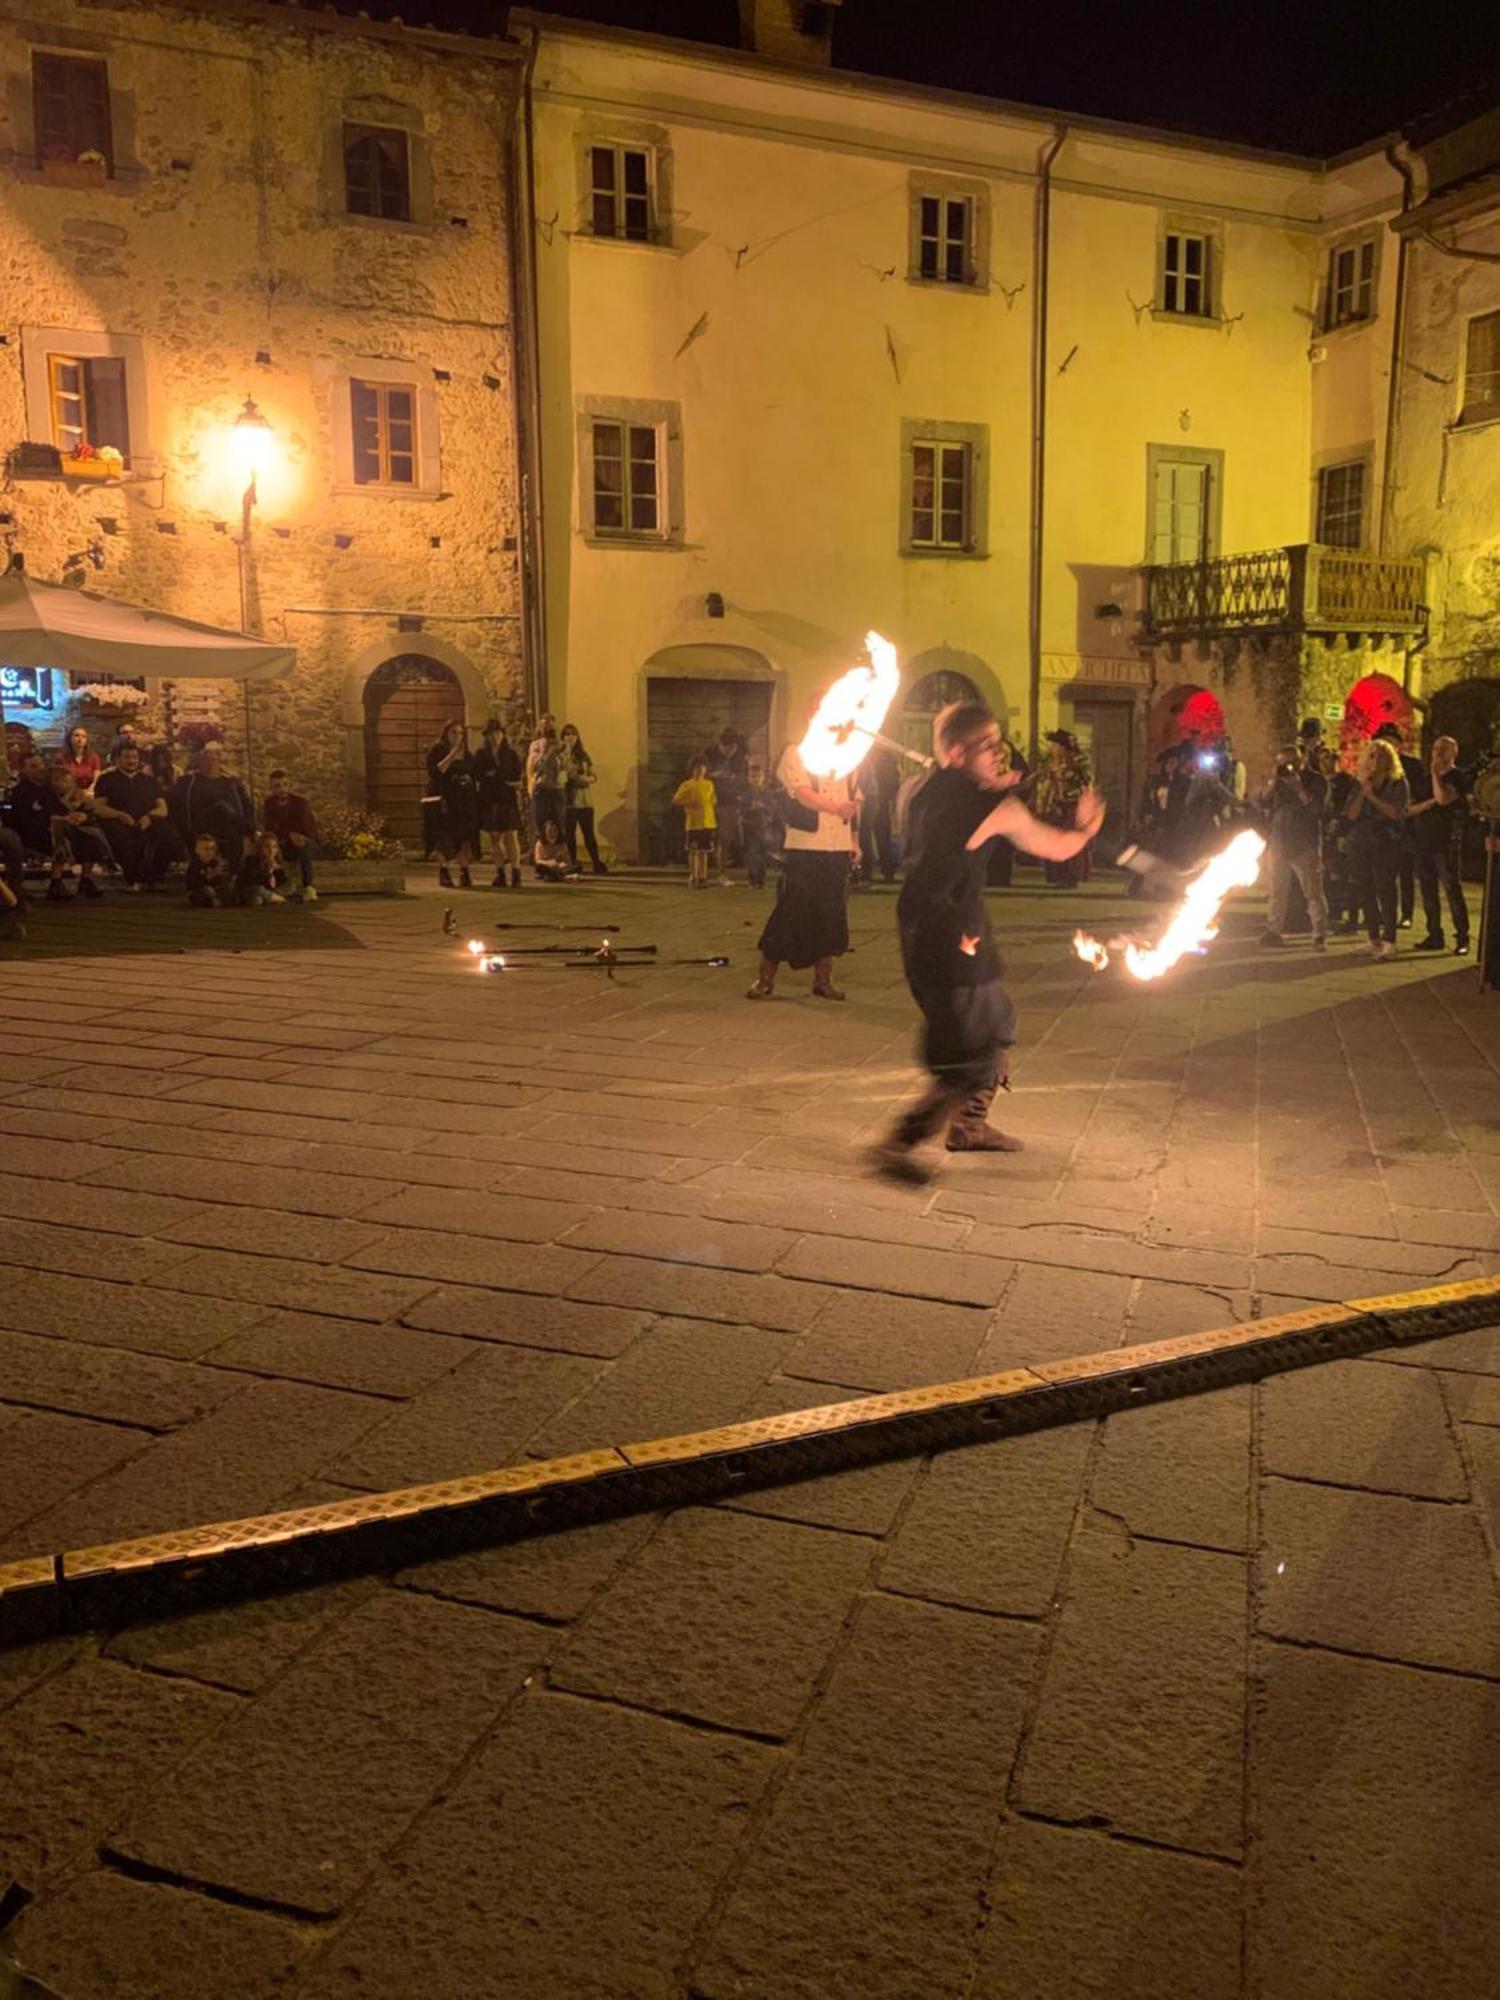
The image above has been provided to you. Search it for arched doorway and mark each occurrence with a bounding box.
[363,654,462,847]
[641,646,774,864]
[1428,678,1500,880]
[1342,672,1413,763]
[898,668,983,760]
[1149,684,1225,759]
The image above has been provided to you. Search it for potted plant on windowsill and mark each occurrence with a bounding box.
[69,681,145,714]
[41,145,109,188]
[59,440,124,481]
[313,804,407,895]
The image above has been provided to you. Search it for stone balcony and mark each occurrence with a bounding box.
[1142,544,1428,642]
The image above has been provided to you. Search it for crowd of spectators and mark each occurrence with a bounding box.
[0,721,321,937]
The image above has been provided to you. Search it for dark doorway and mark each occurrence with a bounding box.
[363,655,462,848]
[1428,677,1500,881]
[644,677,771,863]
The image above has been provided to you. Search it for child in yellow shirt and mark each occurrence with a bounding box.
[673,758,718,888]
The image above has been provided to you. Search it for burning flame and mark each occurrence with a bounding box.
[798,631,901,781]
[1075,828,1266,981]
[467,939,485,956]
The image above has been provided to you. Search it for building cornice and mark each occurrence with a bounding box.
[136,0,524,69]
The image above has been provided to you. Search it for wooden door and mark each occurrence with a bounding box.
[363,657,461,848]
[1072,701,1134,838]
[644,678,771,863]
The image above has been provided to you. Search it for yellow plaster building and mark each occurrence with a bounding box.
[0,0,526,837]
[513,4,1433,859]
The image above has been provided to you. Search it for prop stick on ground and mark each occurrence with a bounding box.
[442,908,621,938]
[565,955,728,970]
[469,941,658,957]
[797,631,903,781]
[1074,827,1266,980]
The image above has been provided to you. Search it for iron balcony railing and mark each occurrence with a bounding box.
[1143,545,1427,638]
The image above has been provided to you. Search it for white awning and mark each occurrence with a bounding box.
[0,571,296,682]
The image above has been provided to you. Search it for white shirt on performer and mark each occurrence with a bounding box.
[778,745,855,853]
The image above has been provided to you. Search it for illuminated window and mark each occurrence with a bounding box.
[1161,231,1213,317]
[910,440,973,550]
[350,380,416,486]
[1460,310,1500,427]
[917,194,974,284]
[344,124,411,221]
[1316,460,1366,548]
[591,419,660,534]
[32,51,111,170]
[590,145,652,241]
[1326,237,1375,328]
[46,353,130,459]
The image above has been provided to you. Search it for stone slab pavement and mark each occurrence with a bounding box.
[2,868,1500,1998]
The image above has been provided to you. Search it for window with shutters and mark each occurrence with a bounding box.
[21,329,153,475]
[1460,310,1500,427]
[46,353,130,460]
[351,380,417,487]
[1316,460,1367,548]
[900,419,989,557]
[32,51,112,170]
[1325,235,1376,329]
[1146,446,1223,564]
[589,144,653,241]
[1160,230,1213,318]
[344,124,412,221]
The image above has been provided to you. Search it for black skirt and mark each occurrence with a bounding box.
[478,786,522,833]
[758,849,850,968]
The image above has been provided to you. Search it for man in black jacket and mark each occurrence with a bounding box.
[172,743,253,866]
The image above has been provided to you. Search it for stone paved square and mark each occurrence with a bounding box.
[2,873,1500,1997]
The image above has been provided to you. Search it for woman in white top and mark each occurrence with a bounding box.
[747,728,858,1000]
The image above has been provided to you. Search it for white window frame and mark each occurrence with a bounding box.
[590,418,661,537]
[1325,234,1377,330]
[576,395,683,546]
[900,419,989,558]
[908,172,990,290]
[1145,444,1224,565]
[331,358,441,499]
[588,142,655,243]
[20,326,155,473]
[1315,457,1368,549]
[1160,229,1214,319]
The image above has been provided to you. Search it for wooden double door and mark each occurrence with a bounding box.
[363,656,462,848]
[644,677,772,863]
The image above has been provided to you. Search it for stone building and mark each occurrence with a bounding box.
[509,2,1458,859]
[0,0,526,839]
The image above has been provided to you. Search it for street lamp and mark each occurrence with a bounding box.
[229,394,274,790]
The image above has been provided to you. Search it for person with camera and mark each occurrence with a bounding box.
[1407,734,1471,956]
[1257,746,1327,951]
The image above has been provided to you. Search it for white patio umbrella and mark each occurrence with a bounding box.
[0,570,295,681]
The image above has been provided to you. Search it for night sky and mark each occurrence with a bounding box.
[334,0,1499,156]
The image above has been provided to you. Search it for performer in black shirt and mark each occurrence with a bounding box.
[872,701,1104,1179]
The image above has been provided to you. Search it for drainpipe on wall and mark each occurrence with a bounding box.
[507,23,548,718]
[1027,125,1067,761]
[1379,139,1416,560]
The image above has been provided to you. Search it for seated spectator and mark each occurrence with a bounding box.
[185,833,232,907]
[45,764,112,900]
[261,769,320,903]
[237,831,287,907]
[93,743,181,892]
[147,742,176,789]
[173,743,253,865]
[110,720,143,762]
[60,724,102,793]
[533,818,580,882]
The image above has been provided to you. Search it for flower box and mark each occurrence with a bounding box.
[59,456,119,480]
[42,158,107,189]
[314,859,407,897]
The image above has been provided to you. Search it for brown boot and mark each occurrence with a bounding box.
[869,1083,965,1181]
[946,1084,1024,1153]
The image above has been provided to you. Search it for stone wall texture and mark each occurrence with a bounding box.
[0,0,524,814]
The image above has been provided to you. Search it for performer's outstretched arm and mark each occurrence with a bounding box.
[967,788,1105,859]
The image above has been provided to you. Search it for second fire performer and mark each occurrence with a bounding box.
[873,700,1104,1177]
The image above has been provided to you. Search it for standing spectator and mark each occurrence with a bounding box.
[1346,737,1410,960]
[173,743,253,868]
[93,742,180,891]
[673,757,719,889]
[1374,724,1422,930]
[424,720,480,890]
[1035,730,1093,887]
[1298,716,1324,771]
[1257,746,1327,950]
[740,761,773,889]
[59,724,102,793]
[707,728,747,871]
[262,769,321,904]
[473,719,524,889]
[560,724,607,874]
[1320,746,1362,934]
[856,741,901,884]
[1409,734,1472,956]
[747,709,858,1000]
[527,715,565,842]
[237,831,287,906]
[533,818,579,882]
[44,765,112,899]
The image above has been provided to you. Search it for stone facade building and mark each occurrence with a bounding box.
[0,0,525,838]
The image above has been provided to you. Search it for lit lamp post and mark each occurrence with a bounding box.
[229,394,274,789]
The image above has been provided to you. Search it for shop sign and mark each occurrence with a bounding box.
[0,664,53,707]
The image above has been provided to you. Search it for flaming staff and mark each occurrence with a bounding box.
[1074,828,1266,980]
[797,631,907,780]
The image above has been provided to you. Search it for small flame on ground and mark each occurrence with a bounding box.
[467,938,485,956]
[798,631,901,781]
[1075,829,1266,981]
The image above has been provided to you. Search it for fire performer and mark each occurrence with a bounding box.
[872,701,1104,1178]
[747,696,861,1002]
